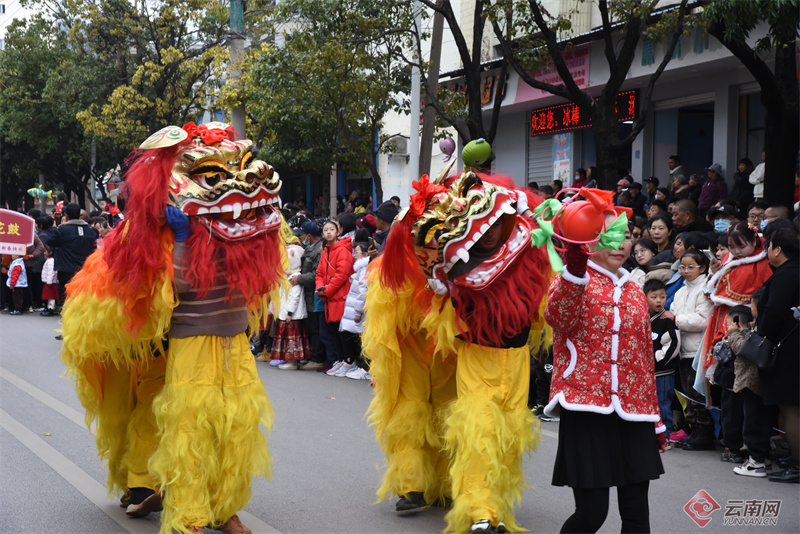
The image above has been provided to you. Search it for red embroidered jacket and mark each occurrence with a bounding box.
[544,261,665,433]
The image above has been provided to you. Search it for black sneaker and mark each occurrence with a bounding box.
[721,448,747,463]
[40,309,56,317]
[538,413,560,422]
[9,310,22,315]
[395,491,427,514]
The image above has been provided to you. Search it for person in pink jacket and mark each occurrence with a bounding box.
[545,235,667,533]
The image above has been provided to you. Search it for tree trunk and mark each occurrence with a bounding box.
[762,40,799,208]
[590,101,623,191]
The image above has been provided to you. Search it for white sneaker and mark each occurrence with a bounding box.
[345,367,371,380]
[333,362,356,377]
[278,361,298,370]
[326,361,344,376]
[733,457,767,477]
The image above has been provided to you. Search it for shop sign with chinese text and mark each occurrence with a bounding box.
[530,90,638,136]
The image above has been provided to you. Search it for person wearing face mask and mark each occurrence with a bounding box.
[573,168,587,189]
[709,204,739,235]
[289,221,329,371]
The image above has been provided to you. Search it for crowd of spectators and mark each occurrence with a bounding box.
[3,160,799,483]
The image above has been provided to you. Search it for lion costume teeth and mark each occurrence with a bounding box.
[409,172,530,289]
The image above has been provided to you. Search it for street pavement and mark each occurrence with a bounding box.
[1,311,798,533]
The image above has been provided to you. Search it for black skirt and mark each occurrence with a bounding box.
[552,409,664,489]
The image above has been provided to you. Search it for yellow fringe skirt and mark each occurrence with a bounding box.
[444,339,540,534]
[373,330,457,505]
[149,333,273,533]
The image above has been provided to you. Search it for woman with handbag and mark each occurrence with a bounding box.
[756,225,800,483]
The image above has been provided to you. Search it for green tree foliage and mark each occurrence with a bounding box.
[236,0,413,203]
[1,0,234,209]
[702,0,799,208]
[66,0,231,148]
[0,13,116,209]
[486,0,691,189]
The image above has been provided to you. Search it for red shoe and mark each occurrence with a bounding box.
[669,429,689,442]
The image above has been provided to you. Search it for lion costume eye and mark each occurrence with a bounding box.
[190,166,231,189]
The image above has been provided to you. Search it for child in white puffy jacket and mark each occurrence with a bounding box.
[662,250,713,434]
[334,243,371,379]
[268,244,309,369]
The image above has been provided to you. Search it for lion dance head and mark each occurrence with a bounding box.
[101,122,285,333]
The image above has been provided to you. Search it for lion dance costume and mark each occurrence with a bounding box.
[61,122,285,534]
[364,155,553,534]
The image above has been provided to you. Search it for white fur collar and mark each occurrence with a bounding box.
[353,257,370,272]
[588,260,631,286]
[704,249,767,294]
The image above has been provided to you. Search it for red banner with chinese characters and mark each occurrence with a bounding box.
[530,90,638,136]
[0,209,35,255]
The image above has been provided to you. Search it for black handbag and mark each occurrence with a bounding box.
[738,323,798,372]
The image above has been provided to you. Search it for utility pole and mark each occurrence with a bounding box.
[230,0,246,140]
[408,1,421,185]
[418,2,444,177]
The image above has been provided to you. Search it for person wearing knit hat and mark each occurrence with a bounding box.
[357,214,377,234]
[372,201,399,253]
[375,200,400,223]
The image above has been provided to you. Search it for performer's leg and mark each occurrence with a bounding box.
[98,362,134,498]
[150,334,272,534]
[377,329,438,503]
[560,487,610,533]
[444,342,539,534]
[210,333,273,527]
[427,351,457,504]
[617,481,650,533]
[124,356,166,516]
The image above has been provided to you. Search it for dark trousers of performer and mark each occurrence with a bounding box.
[561,482,651,533]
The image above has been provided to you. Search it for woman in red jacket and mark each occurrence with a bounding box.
[545,233,667,533]
[315,220,355,374]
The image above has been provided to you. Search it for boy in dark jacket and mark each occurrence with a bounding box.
[645,279,681,435]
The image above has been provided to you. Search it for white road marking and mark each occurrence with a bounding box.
[1,367,284,533]
[0,366,85,427]
[0,407,160,533]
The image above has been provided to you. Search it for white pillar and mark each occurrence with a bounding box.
[329,163,337,218]
[713,85,738,185]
